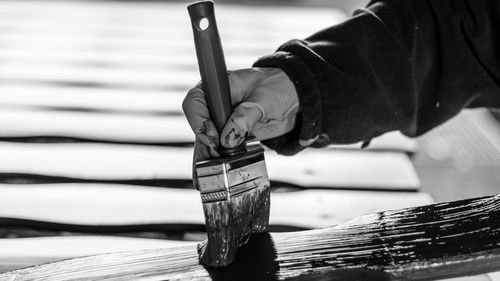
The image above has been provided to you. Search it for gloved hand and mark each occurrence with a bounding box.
[183,67,299,166]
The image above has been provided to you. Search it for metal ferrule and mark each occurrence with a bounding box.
[195,145,268,203]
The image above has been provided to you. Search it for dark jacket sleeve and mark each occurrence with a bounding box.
[254,0,500,155]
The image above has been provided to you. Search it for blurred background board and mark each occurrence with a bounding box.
[0,143,420,190]
[415,109,500,201]
[0,183,433,229]
[0,0,499,280]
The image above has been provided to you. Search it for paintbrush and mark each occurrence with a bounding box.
[187,1,271,268]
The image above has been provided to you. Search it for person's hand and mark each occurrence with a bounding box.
[183,67,299,172]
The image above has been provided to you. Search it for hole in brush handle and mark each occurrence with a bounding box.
[197,17,209,31]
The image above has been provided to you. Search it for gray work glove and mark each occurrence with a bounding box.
[183,67,299,169]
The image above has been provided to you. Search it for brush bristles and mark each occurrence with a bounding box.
[198,181,270,267]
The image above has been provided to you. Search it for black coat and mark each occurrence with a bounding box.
[254,0,500,155]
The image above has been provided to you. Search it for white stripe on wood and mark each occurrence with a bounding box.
[0,33,273,55]
[0,85,185,113]
[0,2,345,30]
[0,184,432,228]
[0,109,192,143]
[0,236,194,274]
[0,142,419,190]
[0,236,191,260]
[0,65,198,90]
[0,49,252,70]
[0,108,417,152]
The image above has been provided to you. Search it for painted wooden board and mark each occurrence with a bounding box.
[0,236,194,273]
[2,195,500,281]
[0,107,417,152]
[0,142,420,190]
[0,184,432,229]
[0,238,494,281]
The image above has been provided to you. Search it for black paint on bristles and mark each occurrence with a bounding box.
[197,175,270,267]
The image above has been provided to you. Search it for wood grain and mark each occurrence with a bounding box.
[0,142,420,190]
[0,238,494,281]
[2,195,499,281]
[0,236,194,273]
[0,184,432,229]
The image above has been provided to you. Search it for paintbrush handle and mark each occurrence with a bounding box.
[188,1,246,156]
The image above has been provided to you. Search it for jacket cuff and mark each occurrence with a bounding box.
[253,43,323,155]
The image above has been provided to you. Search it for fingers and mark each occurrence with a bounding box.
[182,86,210,134]
[220,102,264,148]
[183,86,220,156]
[196,122,220,158]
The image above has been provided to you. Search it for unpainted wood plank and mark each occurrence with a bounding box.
[0,85,185,114]
[0,184,432,228]
[0,49,251,71]
[0,18,318,42]
[0,64,198,90]
[0,109,191,143]
[0,33,272,56]
[0,142,420,190]
[0,1,345,32]
[0,107,417,152]
[0,2,345,81]
[0,236,194,273]
[2,195,500,281]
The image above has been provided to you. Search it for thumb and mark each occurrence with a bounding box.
[220,102,264,148]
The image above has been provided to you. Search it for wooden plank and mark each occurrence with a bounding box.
[0,109,191,143]
[0,85,185,114]
[0,142,420,190]
[0,239,492,281]
[0,1,345,31]
[0,3,345,70]
[0,236,194,273]
[0,33,273,53]
[0,65,197,90]
[0,49,253,71]
[2,195,500,281]
[0,107,417,152]
[0,184,432,229]
[0,19,322,41]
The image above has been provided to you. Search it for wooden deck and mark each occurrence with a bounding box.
[0,0,498,280]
